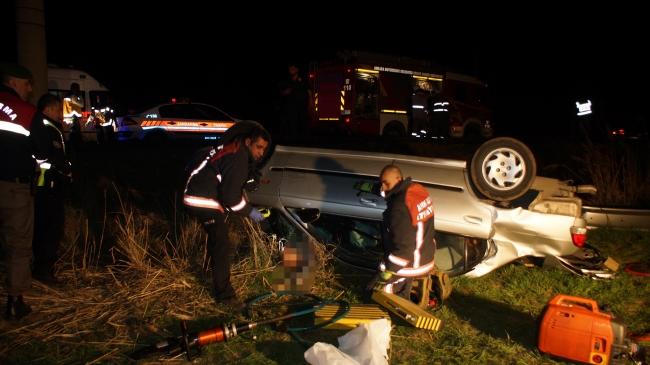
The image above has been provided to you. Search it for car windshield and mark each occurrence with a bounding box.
[158,104,234,121]
[131,104,159,115]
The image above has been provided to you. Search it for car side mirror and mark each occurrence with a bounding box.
[295,208,320,224]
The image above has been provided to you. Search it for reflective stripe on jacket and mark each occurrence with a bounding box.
[380,177,436,277]
[183,140,255,217]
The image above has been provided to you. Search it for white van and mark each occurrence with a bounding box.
[47,65,115,141]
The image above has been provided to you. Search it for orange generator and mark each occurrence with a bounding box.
[538,294,632,365]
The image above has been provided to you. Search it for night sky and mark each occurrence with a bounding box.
[2,2,647,136]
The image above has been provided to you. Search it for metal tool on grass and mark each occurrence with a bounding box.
[129,293,350,361]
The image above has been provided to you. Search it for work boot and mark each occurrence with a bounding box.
[6,295,32,321]
[32,270,63,288]
[215,296,247,313]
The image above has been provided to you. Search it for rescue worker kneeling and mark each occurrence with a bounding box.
[182,125,270,312]
[361,165,436,302]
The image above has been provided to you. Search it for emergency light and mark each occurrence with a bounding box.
[576,100,592,116]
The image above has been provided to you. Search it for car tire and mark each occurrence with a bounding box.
[470,137,536,201]
[463,123,481,140]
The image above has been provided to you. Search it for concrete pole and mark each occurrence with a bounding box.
[14,0,47,106]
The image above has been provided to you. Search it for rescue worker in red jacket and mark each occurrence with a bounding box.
[32,93,72,287]
[183,125,270,311]
[0,62,52,320]
[364,165,436,300]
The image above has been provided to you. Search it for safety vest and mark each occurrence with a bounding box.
[37,120,69,187]
[63,94,84,119]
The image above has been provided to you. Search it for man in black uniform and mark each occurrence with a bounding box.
[363,165,436,301]
[0,62,52,320]
[32,94,72,287]
[183,124,270,311]
[430,92,450,140]
[278,62,314,139]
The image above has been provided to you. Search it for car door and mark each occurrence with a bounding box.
[155,104,235,138]
[394,158,493,240]
[278,149,390,219]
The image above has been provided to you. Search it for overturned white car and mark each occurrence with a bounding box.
[247,137,610,279]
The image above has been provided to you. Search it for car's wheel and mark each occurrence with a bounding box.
[470,137,536,201]
[463,123,481,139]
[382,122,406,138]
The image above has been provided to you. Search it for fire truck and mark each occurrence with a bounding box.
[309,50,493,139]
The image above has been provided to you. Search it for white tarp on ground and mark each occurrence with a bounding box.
[304,318,391,365]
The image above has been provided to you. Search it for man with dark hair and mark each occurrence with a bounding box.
[278,62,314,139]
[32,93,72,287]
[0,62,52,320]
[183,124,271,311]
[363,165,436,301]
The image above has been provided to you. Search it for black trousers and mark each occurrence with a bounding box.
[281,106,311,139]
[32,189,65,274]
[186,207,236,300]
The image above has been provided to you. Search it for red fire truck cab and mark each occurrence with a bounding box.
[309,50,493,139]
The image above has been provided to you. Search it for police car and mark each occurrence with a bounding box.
[116,99,244,141]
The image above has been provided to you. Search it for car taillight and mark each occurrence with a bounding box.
[120,117,138,127]
[570,226,588,247]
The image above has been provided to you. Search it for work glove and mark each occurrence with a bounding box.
[353,180,374,196]
[258,207,271,218]
[372,270,397,292]
[248,207,265,222]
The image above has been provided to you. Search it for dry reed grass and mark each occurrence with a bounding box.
[572,137,650,207]
[0,184,337,364]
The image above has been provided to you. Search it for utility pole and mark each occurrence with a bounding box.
[14,0,47,105]
[475,5,479,77]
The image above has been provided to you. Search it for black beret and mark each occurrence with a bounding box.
[0,62,33,80]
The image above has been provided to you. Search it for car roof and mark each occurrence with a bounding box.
[128,101,234,119]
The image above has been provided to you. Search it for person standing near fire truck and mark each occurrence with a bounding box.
[0,62,52,320]
[278,62,314,139]
[411,88,429,138]
[430,92,450,140]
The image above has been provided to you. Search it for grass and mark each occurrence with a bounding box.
[1,136,649,364]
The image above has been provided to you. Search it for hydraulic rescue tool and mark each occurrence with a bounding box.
[538,294,648,365]
[129,294,350,361]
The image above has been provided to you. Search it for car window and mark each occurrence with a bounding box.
[159,104,193,119]
[306,213,383,270]
[297,210,488,276]
[192,104,233,121]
